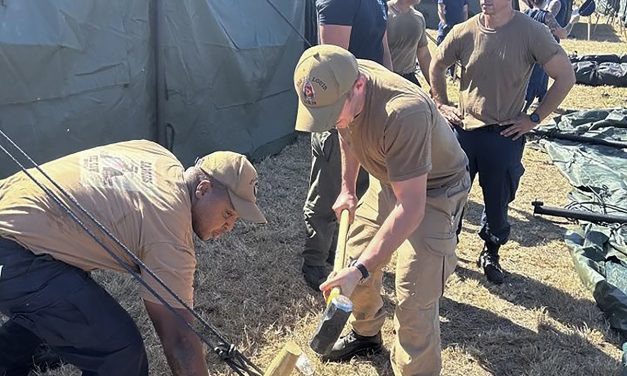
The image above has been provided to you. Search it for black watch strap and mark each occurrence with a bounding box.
[350,260,369,281]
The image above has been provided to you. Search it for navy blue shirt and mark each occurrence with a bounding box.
[554,0,569,26]
[437,0,468,37]
[316,0,388,64]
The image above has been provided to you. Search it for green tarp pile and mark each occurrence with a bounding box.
[537,108,627,371]
[570,54,627,87]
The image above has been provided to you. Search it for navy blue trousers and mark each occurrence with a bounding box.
[0,238,148,376]
[454,125,525,246]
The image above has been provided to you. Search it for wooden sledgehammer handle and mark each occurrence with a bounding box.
[326,209,350,305]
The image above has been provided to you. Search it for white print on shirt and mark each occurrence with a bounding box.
[80,152,155,192]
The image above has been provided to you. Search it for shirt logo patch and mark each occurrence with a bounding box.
[302,80,316,105]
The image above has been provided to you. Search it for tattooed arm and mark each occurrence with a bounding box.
[545,13,568,39]
[545,0,561,17]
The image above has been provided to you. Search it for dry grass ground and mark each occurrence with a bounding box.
[29,19,627,376]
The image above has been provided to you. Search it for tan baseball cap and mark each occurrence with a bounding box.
[293,45,359,133]
[196,151,267,224]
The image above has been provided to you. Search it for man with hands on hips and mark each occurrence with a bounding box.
[429,0,575,284]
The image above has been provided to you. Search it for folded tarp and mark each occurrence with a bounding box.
[571,55,627,87]
[537,108,627,373]
[570,54,627,64]
[565,225,627,341]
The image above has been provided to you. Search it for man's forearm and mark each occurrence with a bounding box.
[382,36,393,71]
[338,131,360,194]
[417,49,432,85]
[429,61,450,105]
[383,49,393,71]
[438,5,446,24]
[535,74,575,121]
[547,0,561,17]
[564,22,575,36]
[163,334,208,376]
[356,202,424,272]
[564,13,581,36]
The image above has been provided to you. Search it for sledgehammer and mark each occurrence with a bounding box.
[309,209,353,355]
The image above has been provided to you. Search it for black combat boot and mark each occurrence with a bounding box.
[322,330,382,362]
[302,263,329,291]
[477,242,504,284]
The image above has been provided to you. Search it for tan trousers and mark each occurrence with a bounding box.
[346,173,469,376]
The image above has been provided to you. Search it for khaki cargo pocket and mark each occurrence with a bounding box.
[415,176,469,257]
[423,231,458,258]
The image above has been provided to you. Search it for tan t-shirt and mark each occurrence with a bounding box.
[344,60,468,190]
[387,4,428,75]
[0,140,196,308]
[435,12,564,129]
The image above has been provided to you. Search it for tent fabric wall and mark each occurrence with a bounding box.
[159,0,304,165]
[0,0,156,178]
[0,0,306,178]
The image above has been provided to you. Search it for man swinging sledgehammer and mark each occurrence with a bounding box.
[293,44,470,375]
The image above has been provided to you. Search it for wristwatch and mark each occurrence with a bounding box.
[349,259,370,283]
[529,112,541,124]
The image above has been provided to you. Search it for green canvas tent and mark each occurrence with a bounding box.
[0,0,308,177]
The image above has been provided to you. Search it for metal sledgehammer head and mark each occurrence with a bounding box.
[309,295,353,355]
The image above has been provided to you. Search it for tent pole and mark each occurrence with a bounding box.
[154,0,167,148]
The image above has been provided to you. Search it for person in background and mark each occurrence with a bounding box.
[437,0,468,78]
[544,0,569,27]
[387,0,432,87]
[430,0,575,284]
[301,0,393,290]
[294,44,469,375]
[524,0,579,110]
